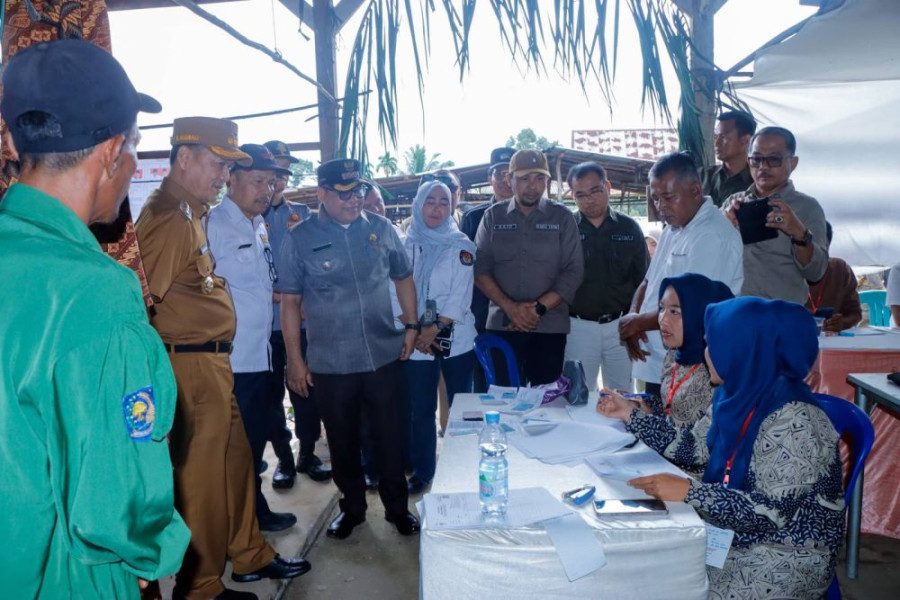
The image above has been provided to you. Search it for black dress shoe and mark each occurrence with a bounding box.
[232,555,311,583]
[257,511,297,532]
[407,476,429,495]
[297,454,333,482]
[213,589,259,600]
[364,474,380,491]
[385,510,420,536]
[272,461,296,490]
[326,511,365,539]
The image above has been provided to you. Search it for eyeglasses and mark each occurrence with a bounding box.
[420,173,460,192]
[748,154,792,168]
[324,185,369,201]
[263,246,277,283]
[573,185,608,201]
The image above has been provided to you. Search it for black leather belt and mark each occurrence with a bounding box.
[571,312,624,325]
[166,341,232,354]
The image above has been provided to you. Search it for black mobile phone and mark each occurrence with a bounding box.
[736,199,778,245]
[815,307,835,319]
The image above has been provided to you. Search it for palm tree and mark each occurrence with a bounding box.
[376,151,399,176]
[337,1,705,163]
[402,145,455,175]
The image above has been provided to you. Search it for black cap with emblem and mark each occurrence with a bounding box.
[317,158,363,192]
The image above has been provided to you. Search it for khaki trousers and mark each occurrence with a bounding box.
[168,352,275,599]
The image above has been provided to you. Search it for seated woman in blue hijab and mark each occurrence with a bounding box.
[626,298,844,599]
[600,273,732,430]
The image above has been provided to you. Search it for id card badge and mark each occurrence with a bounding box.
[421,299,437,326]
[705,524,734,569]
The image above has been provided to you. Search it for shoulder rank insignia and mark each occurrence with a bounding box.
[459,250,474,266]
[123,386,155,442]
[202,276,215,294]
[179,201,192,221]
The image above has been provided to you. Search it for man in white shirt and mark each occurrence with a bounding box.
[207,143,297,532]
[619,152,743,397]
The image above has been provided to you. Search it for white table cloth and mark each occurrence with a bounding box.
[419,394,709,599]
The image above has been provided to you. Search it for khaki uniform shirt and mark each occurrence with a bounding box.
[474,197,584,334]
[135,178,236,344]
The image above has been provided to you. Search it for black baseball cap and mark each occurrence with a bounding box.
[317,158,362,192]
[1,39,161,154]
[490,147,515,172]
[263,140,300,164]
[230,144,292,176]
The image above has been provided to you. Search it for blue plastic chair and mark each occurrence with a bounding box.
[859,289,890,327]
[473,333,520,388]
[813,393,876,600]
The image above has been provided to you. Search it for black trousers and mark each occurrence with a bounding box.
[495,331,567,386]
[314,360,409,519]
[269,329,323,466]
[233,371,275,518]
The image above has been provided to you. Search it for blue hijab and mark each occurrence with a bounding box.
[702,297,819,490]
[658,273,734,366]
[406,181,476,317]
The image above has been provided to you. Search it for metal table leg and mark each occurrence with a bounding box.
[846,386,869,580]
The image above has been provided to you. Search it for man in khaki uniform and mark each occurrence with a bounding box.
[135,118,310,600]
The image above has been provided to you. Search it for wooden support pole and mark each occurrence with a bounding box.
[313,0,339,162]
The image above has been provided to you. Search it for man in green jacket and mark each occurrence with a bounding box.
[0,40,190,598]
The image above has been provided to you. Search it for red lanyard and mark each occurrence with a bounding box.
[807,271,829,313]
[665,363,700,414]
[723,409,757,487]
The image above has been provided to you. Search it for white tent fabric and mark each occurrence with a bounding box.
[733,0,900,267]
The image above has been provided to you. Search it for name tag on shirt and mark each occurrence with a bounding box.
[535,223,560,231]
[313,242,333,252]
[494,224,517,231]
[199,243,209,255]
[705,524,734,569]
[610,234,634,241]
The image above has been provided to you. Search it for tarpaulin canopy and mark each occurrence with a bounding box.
[733,0,900,267]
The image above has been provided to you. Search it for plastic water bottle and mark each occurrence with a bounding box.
[478,411,508,516]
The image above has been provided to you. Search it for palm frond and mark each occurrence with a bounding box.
[336,0,702,170]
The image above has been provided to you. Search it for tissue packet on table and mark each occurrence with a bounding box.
[535,375,571,404]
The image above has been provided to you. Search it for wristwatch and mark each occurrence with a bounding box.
[404,323,421,332]
[791,229,813,247]
[535,301,547,317]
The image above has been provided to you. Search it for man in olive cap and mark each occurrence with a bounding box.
[277,158,421,539]
[136,120,310,600]
[474,149,583,385]
[0,38,189,598]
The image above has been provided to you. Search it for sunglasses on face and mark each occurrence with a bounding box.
[420,173,459,192]
[325,185,369,201]
[748,155,792,168]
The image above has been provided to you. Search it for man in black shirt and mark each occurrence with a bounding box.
[565,162,649,391]
[701,110,756,207]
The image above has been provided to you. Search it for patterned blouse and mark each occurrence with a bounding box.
[642,349,713,428]
[629,400,844,599]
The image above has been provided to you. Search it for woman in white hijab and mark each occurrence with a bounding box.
[404,180,478,494]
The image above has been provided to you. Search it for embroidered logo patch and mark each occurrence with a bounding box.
[535,223,560,231]
[493,224,517,231]
[122,386,155,442]
[459,250,474,266]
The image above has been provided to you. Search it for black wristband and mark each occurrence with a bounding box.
[404,323,421,332]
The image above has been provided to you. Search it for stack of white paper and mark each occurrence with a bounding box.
[565,403,629,432]
[421,487,572,531]
[510,421,635,464]
[584,449,687,481]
